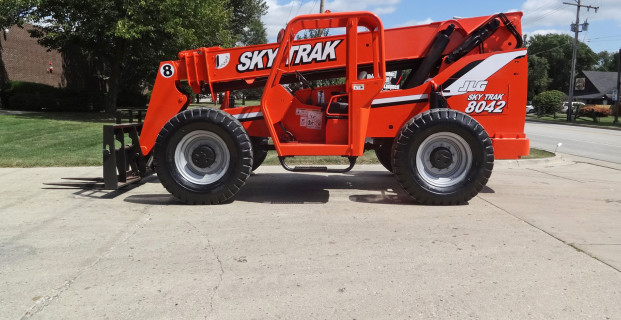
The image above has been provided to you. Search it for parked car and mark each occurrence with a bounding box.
[526,105,535,114]
[561,101,585,113]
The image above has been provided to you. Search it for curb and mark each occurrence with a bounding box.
[496,152,621,171]
[555,153,621,171]
[526,118,621,131]
[495,153,568,168]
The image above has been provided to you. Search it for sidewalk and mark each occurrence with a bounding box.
[1,158,620,319]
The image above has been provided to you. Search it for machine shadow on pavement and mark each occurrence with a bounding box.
[42,175,158,199]
[122,168,423,206]
[479,185,496,194]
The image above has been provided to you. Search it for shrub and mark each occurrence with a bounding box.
[4,81,59,97]
[7,94,45,111]
[532,90,566,116]
[3,81,109,112]
[3,81,62,111]
[577,105,612,121]
[116,90,148,109]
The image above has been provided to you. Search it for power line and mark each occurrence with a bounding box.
[286,0,295,22]
[308,0,318,14]
[588,35,621,41]
[522,3,567,24]
[529,40,573,56]
[294,0,304,17]
[526,0,566,13]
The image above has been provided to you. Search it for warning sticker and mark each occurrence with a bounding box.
[296,108,322,130]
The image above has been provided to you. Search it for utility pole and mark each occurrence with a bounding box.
[563,0,598,122]
[615,48,620,124]
[316,0,325,37]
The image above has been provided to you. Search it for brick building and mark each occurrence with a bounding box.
[1,24,63,87]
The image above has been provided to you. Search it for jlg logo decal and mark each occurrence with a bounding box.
[457,80,488,92]
[236,40,342,73]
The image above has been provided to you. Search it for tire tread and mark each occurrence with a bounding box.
[393,109,494,205]
[153,108,253,205]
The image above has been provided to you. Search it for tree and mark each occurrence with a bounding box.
[224,0,268,102]
[594,50,619,72]
[526,34,597,93]
[0,0,36,108]
[240,18,267,46]
[228,0,268,45]
[295,28,343,90]
[30,0,233,113]
[236,18,268,102]
[533,90,566,117]
[527,55,551,101]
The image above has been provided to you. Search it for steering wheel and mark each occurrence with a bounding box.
[295,70,315,90]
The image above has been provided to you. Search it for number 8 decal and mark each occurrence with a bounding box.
[160,63,175,78]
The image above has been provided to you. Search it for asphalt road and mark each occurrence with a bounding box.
[525,121,621,163]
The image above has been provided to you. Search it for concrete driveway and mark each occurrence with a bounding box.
[1,156,620,319]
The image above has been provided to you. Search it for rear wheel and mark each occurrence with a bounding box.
[154,108,253,204]
[374,138,394,172]
[250,137,269,171]
[392,109,493,205]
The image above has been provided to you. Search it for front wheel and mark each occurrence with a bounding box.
[392,109,494,205]
[153,108,253,204]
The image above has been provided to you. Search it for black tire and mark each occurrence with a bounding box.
[374,137,394,172]
[392,109,493,205]
[153,108,253,204]
[250,137,269,171]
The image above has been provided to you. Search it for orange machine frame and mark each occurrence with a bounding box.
[140,11,529,159]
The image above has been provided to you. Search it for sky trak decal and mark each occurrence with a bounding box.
[465,93,506,114]
[236,40,342,73]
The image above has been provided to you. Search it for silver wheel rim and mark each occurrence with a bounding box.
[415,132,472,188]
[174,130,230,185]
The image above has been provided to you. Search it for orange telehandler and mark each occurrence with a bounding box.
[95,10,529,205]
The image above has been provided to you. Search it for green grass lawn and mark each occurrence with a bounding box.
[521,148,555,159]
[0,111,552,167]
[526,113,621,128]
[0,112,115,167]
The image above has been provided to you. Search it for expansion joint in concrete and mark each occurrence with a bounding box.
[478,196,621,274]
[19,208,152,319]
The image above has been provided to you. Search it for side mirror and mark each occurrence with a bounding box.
[277,28,285,44]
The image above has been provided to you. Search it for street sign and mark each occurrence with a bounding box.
[613,89,618,102]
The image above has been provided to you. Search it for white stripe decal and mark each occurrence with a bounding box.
[372,94,428,105]
[233,112,263,120]
[369,50,525,105]
[443,50,525,97]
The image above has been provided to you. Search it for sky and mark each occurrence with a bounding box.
[261,0,621,54]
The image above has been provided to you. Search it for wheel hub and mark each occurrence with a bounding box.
[191,145,216,168]
[429,147,453,170]
[415,132,473,188]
